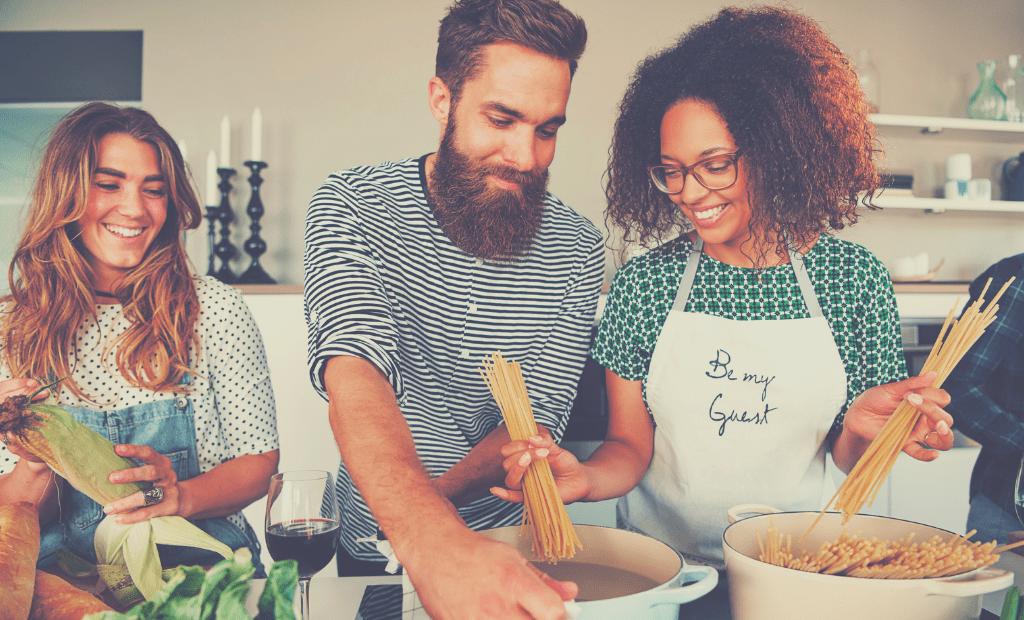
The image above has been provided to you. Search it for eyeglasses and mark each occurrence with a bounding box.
[647,151,742,195]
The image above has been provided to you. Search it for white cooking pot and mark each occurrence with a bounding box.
[400,525,717,619]
[722,504,1014,620]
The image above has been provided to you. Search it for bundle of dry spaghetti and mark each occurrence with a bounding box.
[804,277,1016,539]
[479,351,582,563]
[759,520,1007,579]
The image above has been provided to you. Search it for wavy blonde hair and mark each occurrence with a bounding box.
[1,102,203,399]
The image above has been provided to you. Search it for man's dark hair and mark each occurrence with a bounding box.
[436,0,587,102]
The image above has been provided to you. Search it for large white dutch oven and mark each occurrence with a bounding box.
[722,504,1014,620]
[399,525,717,619]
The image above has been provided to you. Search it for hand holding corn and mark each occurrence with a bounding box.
[0,378,233,601]
[0,378,51,465]
[103,444,182,523]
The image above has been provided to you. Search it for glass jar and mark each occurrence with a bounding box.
[857,49,881,113]
[1003,54,1024,122]
[968,60,1007,120]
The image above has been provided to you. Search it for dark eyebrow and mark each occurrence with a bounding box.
[483,101,566,127]
[697,147,731,159]
[661,147,733,165]
[94,167,126,179]
[94,167,164,183]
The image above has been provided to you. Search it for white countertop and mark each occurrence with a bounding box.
[245,575,402,619]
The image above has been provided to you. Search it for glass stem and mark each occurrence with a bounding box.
[299,577,312,620]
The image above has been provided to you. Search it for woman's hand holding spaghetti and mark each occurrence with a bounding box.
[843,372,954,461]
[491,426,590,505]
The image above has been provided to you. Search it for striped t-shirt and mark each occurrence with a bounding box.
[304,155,604,560]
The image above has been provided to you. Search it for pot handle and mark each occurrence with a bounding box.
[642,565,719,607]
[727,503,781,524]
[917,568,1014,598]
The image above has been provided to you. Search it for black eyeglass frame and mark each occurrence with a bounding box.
[647,151,743,195]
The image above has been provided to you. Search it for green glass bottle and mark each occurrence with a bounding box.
[968,60,1007,120]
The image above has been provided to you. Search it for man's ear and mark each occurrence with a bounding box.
[428,77,452,127]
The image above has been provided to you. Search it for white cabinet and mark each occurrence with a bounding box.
[827,444,982,535]
[887,447,980,534]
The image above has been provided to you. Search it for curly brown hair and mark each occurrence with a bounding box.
[1,102,203,400]
[605,5,882,264]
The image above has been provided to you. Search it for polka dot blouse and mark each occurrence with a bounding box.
[592,234,907,434]
[0,277,279,524]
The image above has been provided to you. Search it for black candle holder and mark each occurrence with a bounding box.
[204,206,219,277]
[214,168,238,284]
[237,161,276,284]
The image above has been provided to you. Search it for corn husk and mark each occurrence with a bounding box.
[0,389,231,602]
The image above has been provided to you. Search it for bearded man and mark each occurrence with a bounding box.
[302,1,603,618]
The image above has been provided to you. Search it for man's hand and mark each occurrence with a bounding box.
[326,357,576,619]
[403,526,578,620]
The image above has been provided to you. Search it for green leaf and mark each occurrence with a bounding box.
[83,551,263,620]
[214,581,253,620]
[256,560,298,620]
[200,549,254,620]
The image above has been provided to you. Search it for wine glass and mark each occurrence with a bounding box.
[1015,456,1024,528]
[266,470,340,620]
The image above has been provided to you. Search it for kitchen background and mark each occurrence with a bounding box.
[2,0,1024,573]
[2,0,1024,284]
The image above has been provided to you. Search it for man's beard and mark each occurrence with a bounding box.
[428,120,549,262]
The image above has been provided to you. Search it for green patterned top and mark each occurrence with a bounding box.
[592,234,906,435]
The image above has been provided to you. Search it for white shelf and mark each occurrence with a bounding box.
[872,195,1024,213]
[870,113,1024,142]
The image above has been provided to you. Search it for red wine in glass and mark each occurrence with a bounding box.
[266,518,340,578]
[266,470,339,620]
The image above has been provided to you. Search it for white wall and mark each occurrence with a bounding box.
[239,293,338,574]
[2,0,1023,284]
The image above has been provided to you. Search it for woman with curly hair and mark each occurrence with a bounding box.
[495,6,955,562]
[0,102,279,575]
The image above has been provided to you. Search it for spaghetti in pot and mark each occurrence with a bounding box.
[760,520,1007,579]
[759,277,1022,578]
[480,351,582,564]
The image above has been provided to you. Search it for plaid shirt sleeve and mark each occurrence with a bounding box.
[945,254,1024,464]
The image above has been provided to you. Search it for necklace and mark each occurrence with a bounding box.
[94,290,118,299]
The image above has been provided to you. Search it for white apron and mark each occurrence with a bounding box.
[617,238,848,562]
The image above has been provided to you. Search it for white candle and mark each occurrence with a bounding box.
[251,107,262,162]
[206,150,218,206]
[177,140,187,162]
[219,115,231,168]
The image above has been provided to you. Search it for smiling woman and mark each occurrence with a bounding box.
[77,133,169,293]
[0,102,280,578]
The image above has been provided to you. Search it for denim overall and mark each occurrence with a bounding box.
[37,375,265,576]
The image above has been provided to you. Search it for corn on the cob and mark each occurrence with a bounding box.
[0,397,146,506]
[0,388,232,602]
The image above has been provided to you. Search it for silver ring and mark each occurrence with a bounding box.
[924,430,939,447]
[142,486,164,506]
